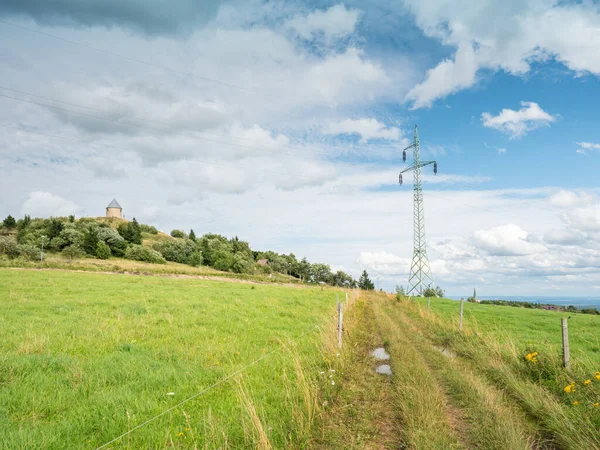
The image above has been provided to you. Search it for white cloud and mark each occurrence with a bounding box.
[481,102,556,138]
[21,192,82,217]
[286,4,360,41]
[472,224,546,256]
[497,147,507,155]
[575,142,600,154]
[550,190,596,208]
[404,1,600,107]
[323,118,401,143]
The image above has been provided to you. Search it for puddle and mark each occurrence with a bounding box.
[376,364,392,375]
[433,346,457,358]
[371,347,390,360]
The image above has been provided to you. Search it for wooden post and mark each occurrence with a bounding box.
[337,301,343,349]
[561,318,570,368]
[345,292,349,308]
[459,298,464,331]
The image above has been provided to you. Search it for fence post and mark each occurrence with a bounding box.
[561,318,570,368]
[345,292,349,308]
[337,301,343,349]
[427,297,431,312]
[459,298,464,331]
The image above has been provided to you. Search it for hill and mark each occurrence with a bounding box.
[0,214,357,287]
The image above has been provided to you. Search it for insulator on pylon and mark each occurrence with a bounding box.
[399,174,403,185]
[433,162,438,175]
[403,150,406,162]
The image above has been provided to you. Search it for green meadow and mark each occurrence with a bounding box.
[0,269,340,449]
[413,297,600,366]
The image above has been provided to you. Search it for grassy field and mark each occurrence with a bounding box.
[0,269,343,449]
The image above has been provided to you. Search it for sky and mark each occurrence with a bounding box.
[1,0,600,296]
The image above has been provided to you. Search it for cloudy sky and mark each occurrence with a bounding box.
[1,0,600,296]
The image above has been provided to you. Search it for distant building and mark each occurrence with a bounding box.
[106,198,123,219]
[257,259,269,267]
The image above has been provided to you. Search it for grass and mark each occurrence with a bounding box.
[0,269,343,449]
[0,254,299,285]
[411,297,600,366]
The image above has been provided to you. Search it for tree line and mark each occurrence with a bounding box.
[0,214,379,289]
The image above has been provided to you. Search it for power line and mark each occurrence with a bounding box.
[95,322,323,449]
[0,123,339,186]
[0,85,383,166]
[0,19,261,93]
[0,91,376,169]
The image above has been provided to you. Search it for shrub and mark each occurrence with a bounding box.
[18,244,40,261]
[96,241,111,259]
[58,226,84,248]
[153,239,197,264]
[188,251,203,267]
[124,245,166,264]
[170,229,186,239]
[232,253,254,274]
[212,249,235,271]
[0,236,19,259]
[97,227,127,256]
[49,236,69,251]
[139,224,158,235]
[62,245,85,262]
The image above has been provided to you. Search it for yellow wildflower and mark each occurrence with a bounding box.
[532,351,538,357]
[584,379,591,386]
[525,353,533,361]
[564,385,574,393]
[573,401,579,406]
[595,374,600,381]
[594,403,599,407]
[177,432,184,437]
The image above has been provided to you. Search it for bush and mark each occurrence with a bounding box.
[97,227,127,256]
[170,229,186,238]
[153,239,197,264]
[0,236,19,259]
[124,245,166,264]
[232,253,254,274]
[188,251,203,267]
[96,241,111,259]
[139,224,158,234]
[62,245,85,262]
[212,249,235,271]
[18,244,40,261]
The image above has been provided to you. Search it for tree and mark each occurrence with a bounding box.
[82,228,99,255]
[395,285,405,296]
[358,270,375,290]
[189,229,196,241]
[118,220,142,244]
[68,215,75,223]
[423,286,443,298]
[96,241,111,259]
[2,215,16,229]
[46,218,64,240]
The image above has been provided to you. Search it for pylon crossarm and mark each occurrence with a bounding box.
[400,160,436,174]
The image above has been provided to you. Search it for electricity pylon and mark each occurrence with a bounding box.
[398,125,437,296]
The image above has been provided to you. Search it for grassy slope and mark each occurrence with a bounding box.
[0,269,342,449]
[0,254,298,285]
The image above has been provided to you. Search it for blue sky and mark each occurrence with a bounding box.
[1,0,600,295]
